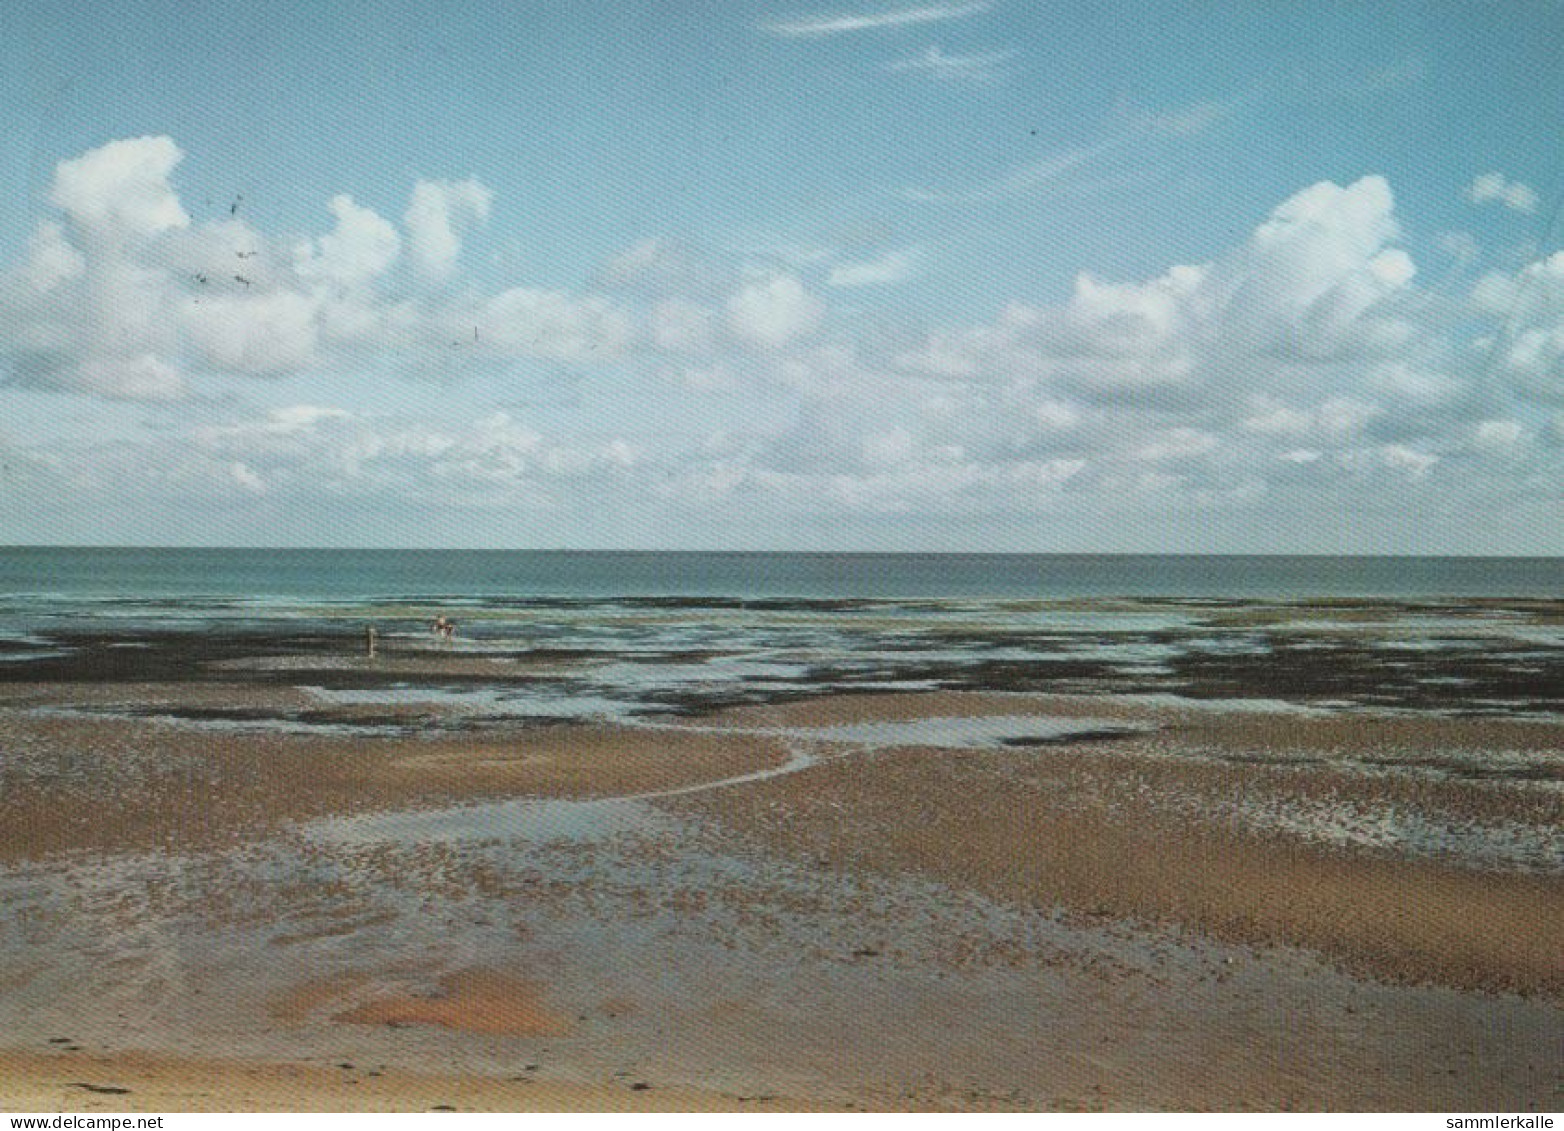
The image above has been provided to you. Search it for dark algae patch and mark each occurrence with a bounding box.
[1000,728,1142,748]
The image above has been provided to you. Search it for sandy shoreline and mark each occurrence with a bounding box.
[0,1048,834,1113]
[0,637,1560,1111]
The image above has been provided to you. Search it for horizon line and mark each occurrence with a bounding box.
[2,544,1561,561]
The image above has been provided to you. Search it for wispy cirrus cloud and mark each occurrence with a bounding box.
[764,1,991,38]
[1133,98,1239,138]
[828,247,920,286]
[905,95,1241,204]
[905,136,1124,204]
[885,44,1013,83]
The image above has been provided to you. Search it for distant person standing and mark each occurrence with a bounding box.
[432,615,455,644]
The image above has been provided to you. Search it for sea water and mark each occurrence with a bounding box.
[2,546,1562,605]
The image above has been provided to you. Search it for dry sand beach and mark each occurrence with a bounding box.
[0,598,1561,1112]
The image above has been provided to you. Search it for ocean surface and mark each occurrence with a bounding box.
[2,547,1563,603]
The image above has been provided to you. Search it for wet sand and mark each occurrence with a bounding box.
[0,688,791,861]
[675,696,1562,996]
[0,639,1560,1111]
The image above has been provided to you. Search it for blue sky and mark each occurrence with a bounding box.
[1,0,1561,551]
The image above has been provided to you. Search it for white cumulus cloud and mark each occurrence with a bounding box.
[179,290,320,375]
[74,353,187,401]
[1468,172,1539,214]
[20,223,86,292]
[1219,175,1414,351]
[7,139,1564,548]
[1472,251,1564,406]
[727,274,823,348]
[294,195,401,287]
[50,136,190,241]
[405,179,493,278]
[651,299,716,353]
[231,461,266,493]
[262,405,354,433]
[477,287,635,362]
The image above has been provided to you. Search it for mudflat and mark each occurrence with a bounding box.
[0,632,1560,1112]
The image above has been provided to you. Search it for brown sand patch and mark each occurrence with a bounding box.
[268,972,373,1023]
[381,726,783,796]
[598,993,640,1017]
[330,970,572,1037]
